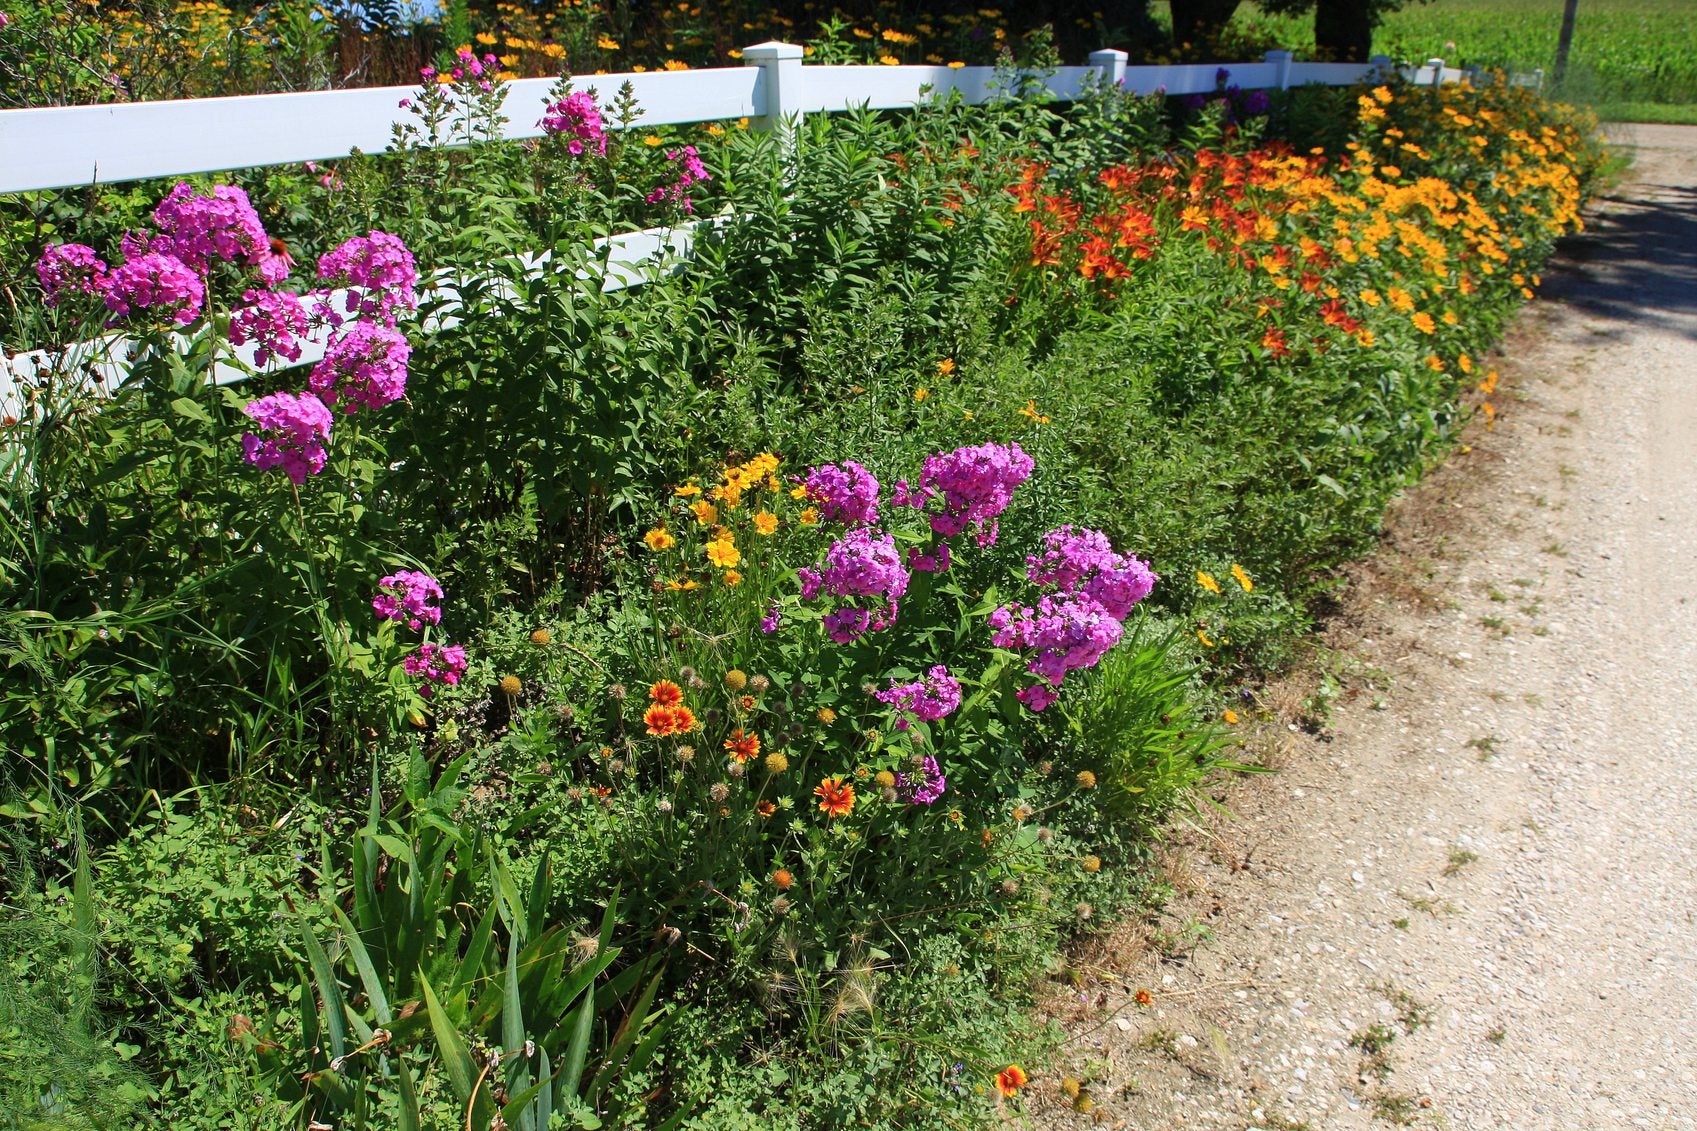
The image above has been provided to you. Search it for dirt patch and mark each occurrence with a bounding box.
[1032,125,1697,1131]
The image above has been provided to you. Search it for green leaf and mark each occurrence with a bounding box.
[169,396,212,424]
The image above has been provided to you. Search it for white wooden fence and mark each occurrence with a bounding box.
[0,45,1465,417]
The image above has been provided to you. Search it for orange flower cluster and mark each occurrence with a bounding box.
[643,679,697,736]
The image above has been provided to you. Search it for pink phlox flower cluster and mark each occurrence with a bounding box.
[875,664,962,730]
[448,47,501,90]
[309,322,411,413]
[404,642,467,695]
[802,460,880,526]
[372,570,444,631]
[37,244,109,306]
[990,595,1124,712]
[644,145,711,213]
[1025,525,1158,619]
[150,183,274,277]
[907,542,952,574]
[760,602,783,634]
[315,231,418,326]
[240,391,333,484]
[103,252,205,325]
[228,288,309,367]
[0,12,11,28]
[797,527,909,644]
[899,441,1034,547]
[897,754,947,805]
[993,527,1158,711]
[540,91,608,156]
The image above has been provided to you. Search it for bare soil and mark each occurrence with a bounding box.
[1031,124,1697,1131]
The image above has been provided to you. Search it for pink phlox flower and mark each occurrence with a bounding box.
[240,391,333,485]
[915,441,1034,546]
[760,602,783,634]
[372,570,444,630]
[309,322,411,413]
[315,231,418,326]
[36,244,110,306]
[150,183,271,274]
[907,541,952,574]
[802,460,880,526]
[103,252,205,325]
[897,754,947,805]
[1025,525,1157,619]
[645,144,712,213]
[539,90,608,156]
[990,592,1124,711]
[228,288,309,367]
[875,664,961,730]
[801,527,909,644]
[404,642,467,695]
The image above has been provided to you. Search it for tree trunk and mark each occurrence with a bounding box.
[1168,0,1242,49]
[1313,0,1373,62]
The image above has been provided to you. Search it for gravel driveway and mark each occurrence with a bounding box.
[1033,124,1697,1131]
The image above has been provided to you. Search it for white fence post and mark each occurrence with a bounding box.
[743,41,806,144]
[1426,57,1445,86]
[1088,48,1128,89]
[1264,49,1293,90]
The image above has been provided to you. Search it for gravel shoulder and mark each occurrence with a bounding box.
[1033,124,1697,1131]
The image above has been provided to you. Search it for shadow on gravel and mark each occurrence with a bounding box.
[1545,179,1697,340]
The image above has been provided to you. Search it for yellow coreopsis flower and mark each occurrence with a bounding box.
[705,538,740,569]
[1197,571,1221,594]
[752,511,779,536]
[1230,564,1253,592]
[644,527,677,551]
[690,500,718,526]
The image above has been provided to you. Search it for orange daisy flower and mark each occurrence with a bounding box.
[643,704,675,736]
[649,680,683,705]
[814,776,856,818]
[996,1065,1028,1097]
[755,800,776,818]
[724,728,761,763]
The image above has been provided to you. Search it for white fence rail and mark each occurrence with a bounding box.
[1,45,1464,417]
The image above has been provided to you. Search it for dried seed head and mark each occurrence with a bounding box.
[999,878,1020,897]
[770,895,791,916]
[537,761,553,776]
[1061,1077,1082,1099]
[667,622,683,639]
[724,669,748,691]
[657,799,674,814]
[1037,760,1054,775]
[608,758,626,775]
[708,782,730,803]
[608,683,627,701]
[655,924,682,946]
[764,750,789,775]
[727,761,746,779]
[676,745,695,764]
[1075,902,1094,920]
[529,628,551,645]
[678,666,696,682]
[874,769,896,788]
[1081,854,1102,873]
[748,674,771,693]
[1075,769,1097,790]
[500,675,522,696]
[566,786,584,802]
[880,786,899,804]
[1036,826,1054,842]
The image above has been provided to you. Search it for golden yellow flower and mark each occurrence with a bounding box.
[816,706,836,724]
[722,569,742,586]
[937,357,955,375]
[705,538,740,568]
[596,33,619,50]
[690,499,718,526]
[799,507,820,525]
[644,527,676,551]
[673,482,702,497]
[1411,311,1437,334]
[664,578,699,591]
[914,387,929,402]
[1196,570,1221,594]
[644,135,663,147]
[752,511,779,536]
[1230,563,1253,592]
